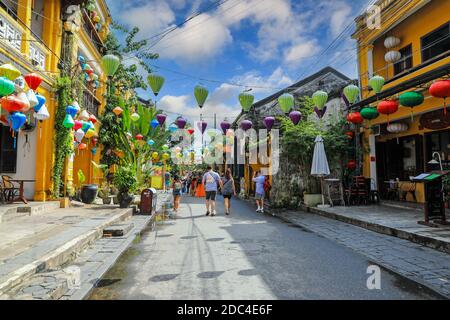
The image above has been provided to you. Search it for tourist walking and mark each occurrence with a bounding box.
[252,171,266,213]
[202,165,222,216]
[221,168,236,215]
[172,176,182,212]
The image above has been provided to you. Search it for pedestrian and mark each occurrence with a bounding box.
[221,168,236,215]
[165,172,171,193]
[202,165,222,216]
[172,176,182,212]
[252,170,266,213]
[191,175,197,196]
[185,174,191,195]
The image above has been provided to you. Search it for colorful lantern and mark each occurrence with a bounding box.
[343,84,360,104]
[314,106,327,119]
[176,117,187,129]
[384,36,400,49]
[112,107,123,116]
[377,100,399,123]
[26,89,38,108]
[194,85,208,108]
[147,74,165,97]
[89,114,98,124]
[278,93,294,114]
[385,51,401,63]
[312,90,328,109]
[16,92,30,112]
[135,134,143,140]
[156,114,167,126]
[162,153,170,161]
[24,73,42,91]
[73,101,80,113]
[187,128,194,135]
[289,110,302,125]
[347,112,364,124]
[151,119,159,129]
[147,139,155,146]
[240,120,253,131]
[197,121,207,134]
[101,54,120,77]
[220,121,231,135]
[347,160,357,170]
[63,114,75,129]
[263,116,275,131]
[74,129,85,142]
[78,55,86,64]
[239,92,254,113]
[8,112,26,131]
[91,147,97,155]
[169,123,178,133]
[79,110,89,121]
[429,80,450,115]
[78,143,87,151]
[35,105,50,121]
[85,128,96,139]
[345,131,354,140]
[66,105,78,118]
[0,77,15,97]
[130,112,140,122]
[369,75,385,94]
[152,152,159,160]
[360,107,379,120]
[34,94,46,112]
[399,91,424,120]
[387,122,409,133]
[1,95,26,113]
[0,64,20,81]
[73,120,83,131]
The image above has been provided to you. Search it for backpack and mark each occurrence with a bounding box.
[263,178,271,193]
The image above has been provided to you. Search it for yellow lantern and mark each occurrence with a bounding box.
[152,152,159,160]
[162,153,170,161]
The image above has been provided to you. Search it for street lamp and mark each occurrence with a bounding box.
[428,152,443,171]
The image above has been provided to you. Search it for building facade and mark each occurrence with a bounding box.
[352,0,450,204]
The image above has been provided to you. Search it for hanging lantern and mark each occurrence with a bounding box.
[385,51,401,63]
[197,121,207,134]
[8,112,27,131]
[66,105,78,118]
[289,110,302,125]
[1,95,26,113]
[16,92,30,112]
[347,160,357,170]
[345,131,354,140]
[312,90,328,109]
[92,137,98,145]
[162,144,169,151]
[34,94,46,112]
[78,143,87,151]
[384,36,400,49]
[360,106,379,120]
[26,89,38,108]
[82,121,94,133]
[194,85,209,108]
[156,114,167,126]
[78,55,86,64]
[14,76,25,93]
[278,93,294,114]
[89,114,98,124]
[187,127,194,135]
[399,91,424,121]
[63,114,75,129]
[0,64,20,81]
[147,74,165,97]
[152,152,159,160]
[0,77,15,97]
[35,105,50,121]
[151,119,159,129]
[240,120,253,131]
[24,73,42,91]
[377,100,399,124]
[85,128,96,139]
[162,153,170,161]
[314,106,327,119]
[169,123,178,133]
[369,75,385,94]
[429,80,450,116]
[112,106,123,116]
[147,139,155,146]
[130,112,140,122]
[347,111,364,124]
[74,129,85,142]
[91,147,97,155]
[135,134,144,140]
[101,54,120,77]
[176,117,187,129]
[387,122,409,134]
[263,116,275,131]
[79,110,90,121]
[73,120,83,131]
[343,84,360,104]
[239,92,254,113]
[220,121,231,135]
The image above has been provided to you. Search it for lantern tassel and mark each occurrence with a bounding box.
[411,108,414,122]
[444,98,447,116]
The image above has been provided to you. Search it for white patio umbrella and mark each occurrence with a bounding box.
[311,135,330,208]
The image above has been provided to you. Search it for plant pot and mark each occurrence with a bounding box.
[303,194,326,207]
[112,195,119,205]
[118,192,134,208]
[80,184,98,204]
[102,197,112,205]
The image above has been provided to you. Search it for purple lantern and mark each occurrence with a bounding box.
[240,120,253,131]
[289,110,302,125]
[263,116,275,130]
[176,117,187,129]
[156,114,167,127]
[314,106,327,119]
[197,121,207,134]
[220,121,231,135]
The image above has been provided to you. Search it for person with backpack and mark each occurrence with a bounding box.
[221,168,236,216]
[202,165,223,216]
[172,176,183,212]
[252,170,266,213]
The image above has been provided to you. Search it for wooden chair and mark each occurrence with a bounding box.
[2,175,19,202]
[0,181,6,204]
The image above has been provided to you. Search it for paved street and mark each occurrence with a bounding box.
[89,196,443,300]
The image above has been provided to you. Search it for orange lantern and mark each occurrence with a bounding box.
[113,107,123,116]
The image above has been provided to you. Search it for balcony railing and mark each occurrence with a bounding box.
[81,9,105,55]
[82,87,101,117]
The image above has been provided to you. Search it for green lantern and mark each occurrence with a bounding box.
[312,90,328,109]
[0,77,15,97]
[194,85,209,108]
[63,114,75,129]
[130,112,140,122]
[278,93,294,114]
[343,84,360,104]
[101,54,120,77]
[369,75,385,94]
[399,91,424,121]
[239,92,254,113]
[360,106,379,120]
[147,74,165,97]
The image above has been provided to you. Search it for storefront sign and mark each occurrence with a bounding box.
[0,13,22,52]
[419,109,450,130]
[29,44,46,70]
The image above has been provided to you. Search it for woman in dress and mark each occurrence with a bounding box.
[172,176,182,212]
[195,173,206,198]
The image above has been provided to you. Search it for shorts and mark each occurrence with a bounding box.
[255,193,265,200]
[173,190,181,196]
[223,194,232,199]
[205,191,217,201]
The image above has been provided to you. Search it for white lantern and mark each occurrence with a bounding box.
[385,50,401,63]
[35,105,50,121]
[72,100,80,113]
[387,122,408,133]
[26,89,38,108]
[384,36,400,49]
[79,110,89,121]
[74,128,85,142]
[16,91,31,112]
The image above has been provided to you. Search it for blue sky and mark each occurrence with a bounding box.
[106,0,371,126]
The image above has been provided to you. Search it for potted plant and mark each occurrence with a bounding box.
[113,165,137,208]
[98,182,111,205]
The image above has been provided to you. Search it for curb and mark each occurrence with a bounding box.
[0,208,133,296]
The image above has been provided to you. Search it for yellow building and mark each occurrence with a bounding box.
[352,0,450,204]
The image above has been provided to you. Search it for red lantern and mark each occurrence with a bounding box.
[348,160,357,170]
[187,128,194,135]
[89,114,97,124]
[345,131,354,140]
[78,143,87,150]
[429,80,450,115]
[135,134,143,140]
[377,100,398,124]
[347,112,363,124]
[92,137,98,145]
[0,96,26,113]
[24,73,42,91]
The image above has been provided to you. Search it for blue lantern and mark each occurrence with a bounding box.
[78,55,86,64]
[91,147,97,155]
[34,94,46,112]
[151,119,159,129]
[66,105,78,118]
[8,112,27,131]
[169,123,178,133]
[147,139,155,146]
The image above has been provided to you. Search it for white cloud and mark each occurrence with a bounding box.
[329,2,352,37]
[284,41,321,65]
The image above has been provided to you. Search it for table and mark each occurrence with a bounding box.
[9,180,35,204]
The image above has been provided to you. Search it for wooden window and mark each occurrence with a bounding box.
[0,125,18,173]
[421,22,450,62]
[393,44,412,75]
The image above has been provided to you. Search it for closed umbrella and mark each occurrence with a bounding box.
[311,135,330,208]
